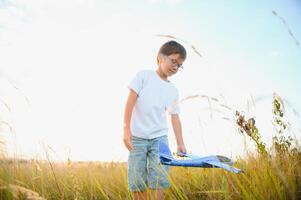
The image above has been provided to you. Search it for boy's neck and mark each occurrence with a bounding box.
[155,69,169,82]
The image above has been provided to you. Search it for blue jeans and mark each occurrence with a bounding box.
[128,135,170,192]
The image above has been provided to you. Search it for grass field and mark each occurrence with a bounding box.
[0,147,301,200]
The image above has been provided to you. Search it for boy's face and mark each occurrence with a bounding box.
[158,53,184,77]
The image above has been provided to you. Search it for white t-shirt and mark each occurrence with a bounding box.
[128,70,180,139]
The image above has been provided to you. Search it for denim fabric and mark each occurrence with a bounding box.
[128,135,170,192]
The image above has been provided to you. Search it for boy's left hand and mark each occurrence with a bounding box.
[177,144,187,154]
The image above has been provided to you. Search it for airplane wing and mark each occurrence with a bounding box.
[159,141,242,174]
[203,159,242,174]
[176,152,201,159]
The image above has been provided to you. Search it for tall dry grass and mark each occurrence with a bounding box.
[0,151,300,199]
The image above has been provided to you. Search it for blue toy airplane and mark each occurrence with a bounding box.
[159,141,242,174]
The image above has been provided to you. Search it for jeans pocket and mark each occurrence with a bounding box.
[131,136,147,152]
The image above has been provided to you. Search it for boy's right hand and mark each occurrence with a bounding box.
[123,129,133,151]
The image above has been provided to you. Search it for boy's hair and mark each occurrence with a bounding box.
[158,40,187,60]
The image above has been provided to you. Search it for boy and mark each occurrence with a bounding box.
[123,40,187,200]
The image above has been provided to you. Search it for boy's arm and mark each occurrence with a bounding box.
[171,114,187,153]
[123,89,138,151]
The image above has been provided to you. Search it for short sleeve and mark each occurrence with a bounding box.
[167,90,180,115]
[128,71,144,95]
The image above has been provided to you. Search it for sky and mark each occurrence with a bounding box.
[0,0,300,162]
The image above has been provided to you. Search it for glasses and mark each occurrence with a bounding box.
[165,56,184,70]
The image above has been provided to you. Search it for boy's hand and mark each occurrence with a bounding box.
[177,144,187,154]
[123,129,133,151]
